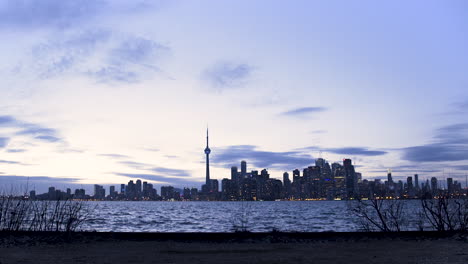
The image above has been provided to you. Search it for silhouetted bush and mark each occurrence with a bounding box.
[420,196,468,232]
[349,199,406,232]
[0,195,92,232]
[230,202,252,232]
[349,196,468,232]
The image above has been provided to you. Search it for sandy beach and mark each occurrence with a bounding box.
[0,232,466,264]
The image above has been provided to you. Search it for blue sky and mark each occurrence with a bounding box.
[0,0,467,193]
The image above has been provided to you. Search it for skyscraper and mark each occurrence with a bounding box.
[387,169,393,184]
[231,166,238,182]
[205,128,211,186]
[447,177,453,194]
[431,177,438,194]
[343,159,356,198]
[241,160,247,178]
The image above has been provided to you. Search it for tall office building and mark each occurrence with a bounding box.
[387,169,393,184]
[447,177,453,194]
[407,176,413,194]
[431,177,438,194]
[136,179,142,197]
[231,166,238,182]
[414,174,419,190]
[343,159,356,198]
[241,160,247,178]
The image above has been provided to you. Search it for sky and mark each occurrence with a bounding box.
[0,0,468,193]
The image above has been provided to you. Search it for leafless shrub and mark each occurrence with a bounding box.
[0,194,92,232]
[230,202,252,232]
[348,199,406,232]
[420,196,468,232]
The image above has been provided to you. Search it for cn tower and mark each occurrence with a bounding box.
[204,128,211,186]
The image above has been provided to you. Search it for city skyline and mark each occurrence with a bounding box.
[25,157,467,201]
[1,1,468,192]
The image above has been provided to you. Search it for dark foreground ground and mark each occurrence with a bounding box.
[0,231,466,264]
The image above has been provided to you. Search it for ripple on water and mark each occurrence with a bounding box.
[81,201,423,232]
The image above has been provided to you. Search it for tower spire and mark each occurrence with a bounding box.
[204,127,211,187]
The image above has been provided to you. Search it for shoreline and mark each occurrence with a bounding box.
[1,231,466,264]
[1,230,466,242]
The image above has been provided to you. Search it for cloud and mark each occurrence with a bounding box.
[6,149,27,153]
[401,123,468,162]
[0,115,16,125]
[87,67,139,83]
[143,147,160,152]
[28,30,170,83]
[0,0,166,31]
[280,107,327,117]
[0,115,63,144]
[0,137,9,148]
[451,165,468,171]
[0,159,30,166]
[0,160,22,165]
[212,145,314,170]
[301,146,387,157]
[35,135,61,143]
[117,160,191,177]
[203,62,253,91]
[110,37,168,69]
[0,0,107,29]
[309,130,327,134]
[99,153,131,159]
[325,147,387,156]
[150,167,191,177]
[16,127,57,136]
[118,161,150,169]
[30,29,112,78]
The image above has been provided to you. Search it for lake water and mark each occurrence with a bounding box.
[82,200,424,232]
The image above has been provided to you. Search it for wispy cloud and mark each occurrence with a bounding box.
[0,160,21,165]
[203,61,253,91]
[117,160,191,177]
[451,165,468,171]
[0,115,63,144]
[143,147,160,152]
[0,116,16,125]
[0,1,164,30]
[0,159,30,166]
[280,107,327,117]
[99,153,131,159]
[35,135,61,143]
[325,147,387,157]
[301,146,387,157]
[6,149,27,153]
[0,0,107,29]
[149,167,191,177]
[213,145,313,170]
[309,130,327,134]
[401,123,468,162]
[118,161,150,169]
[0,137,9,148]
[25,29,170,83]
